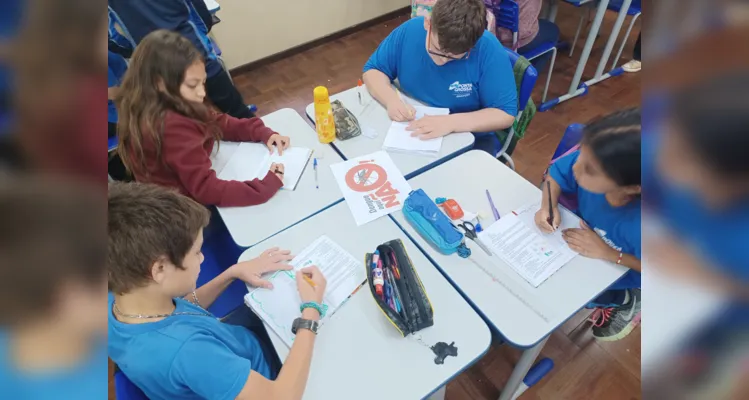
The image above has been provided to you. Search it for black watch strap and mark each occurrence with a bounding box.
[291,318,319,335]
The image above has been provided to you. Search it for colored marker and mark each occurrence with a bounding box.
[313,158,319,189]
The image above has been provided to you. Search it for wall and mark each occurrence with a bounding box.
[211,0,410,70]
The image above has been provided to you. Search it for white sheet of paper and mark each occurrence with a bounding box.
[478,214,577,287]
[218,142,312,190]
[245,236,365,347]
[330,151,412,226]
[204,0,220,11]
[512,201,582,249]
[382,106,448,157]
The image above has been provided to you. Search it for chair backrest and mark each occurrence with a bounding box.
[504,49,538,109]
[493,0,520,34]
[114,370,149,400]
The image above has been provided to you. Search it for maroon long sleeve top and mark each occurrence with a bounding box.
[132,111,283,207]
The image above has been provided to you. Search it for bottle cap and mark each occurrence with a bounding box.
[313,86,330,103]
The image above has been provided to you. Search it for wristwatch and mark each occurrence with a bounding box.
[291,318,319,335]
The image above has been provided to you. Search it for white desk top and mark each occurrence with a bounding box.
[238,203,491,400]
[304,87,475,178]
[391,150,630,348]
[212,109,344,247]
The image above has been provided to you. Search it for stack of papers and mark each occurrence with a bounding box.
[244,236,365,347]
[382,106,449,157]
[478,202,579,287]
[218,142,312,191]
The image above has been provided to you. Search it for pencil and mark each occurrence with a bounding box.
[546,180,554,228]
[302,274,316,288]
[395,88,414,119]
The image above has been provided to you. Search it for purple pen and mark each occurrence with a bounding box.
[486,189,500,221]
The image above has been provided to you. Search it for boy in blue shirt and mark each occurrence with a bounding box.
[363,0,517,155]
[538,109,642,341]
[108,182,327,400]
[0,178,107,399]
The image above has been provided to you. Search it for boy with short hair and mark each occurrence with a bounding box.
[108,182,327,400]
[363,0,518,154]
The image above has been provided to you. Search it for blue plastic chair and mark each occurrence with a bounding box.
[114,369,149,400]
[492,0,558,103]
[492,48,537,170]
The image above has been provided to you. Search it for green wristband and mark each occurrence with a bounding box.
[300,301,328,318]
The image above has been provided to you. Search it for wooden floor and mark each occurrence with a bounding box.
[109,5,640,399]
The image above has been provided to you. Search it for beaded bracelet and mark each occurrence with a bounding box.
[300,302,328,318]
[616,252,624,265]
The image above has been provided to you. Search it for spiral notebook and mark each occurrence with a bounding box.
[218,142,312,190]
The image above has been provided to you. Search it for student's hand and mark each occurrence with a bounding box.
[535,206,561,233]
[266,133,291,155]
[387,101,416,122]
[296,265,327,305]
[270,162,285,182]
[562,221,616,260]
[230,247,294,289]
[407,115,454,140]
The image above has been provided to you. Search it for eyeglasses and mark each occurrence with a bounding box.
[427,26,470,61]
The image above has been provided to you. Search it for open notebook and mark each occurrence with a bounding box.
[218,142,312,190]
[382,106,449,157]
[244,236,366,347]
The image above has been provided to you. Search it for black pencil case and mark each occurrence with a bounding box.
[364,239,434,336]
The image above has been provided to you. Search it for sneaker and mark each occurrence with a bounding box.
[622,60,642,73]
[592,289,641,341]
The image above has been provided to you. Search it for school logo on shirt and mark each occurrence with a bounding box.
[448,81,473,98]
[594,227,623,252]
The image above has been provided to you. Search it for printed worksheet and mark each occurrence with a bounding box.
[245,236,366,347]
[512,201,582,249]
[478,214,577,287]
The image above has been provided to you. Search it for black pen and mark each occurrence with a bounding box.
[546,180,554,228]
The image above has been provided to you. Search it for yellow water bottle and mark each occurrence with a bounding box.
[313,86,336,144]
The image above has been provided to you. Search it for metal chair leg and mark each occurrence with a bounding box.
[569,7,587,57]
[542,47,557,103]
[500,153,516,170]
[611,12,641,69]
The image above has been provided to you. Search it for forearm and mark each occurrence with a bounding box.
[362,70,400,108]
[448,108,515,133]
[603,249,642,272]
[188,268,236,309]
[273,309,319,399]
[108,87,119,101]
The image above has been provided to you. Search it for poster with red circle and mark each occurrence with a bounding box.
[331,151,412,226]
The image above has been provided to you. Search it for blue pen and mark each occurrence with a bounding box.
[313,158,319,189]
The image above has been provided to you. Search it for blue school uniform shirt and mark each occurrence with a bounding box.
[363,17,518,126]
[643,133,749,282]
[108,52,128,124]
[108,295,270,400]
[550,150,642,288]
[0,331,107,399]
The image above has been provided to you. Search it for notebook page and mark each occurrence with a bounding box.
[268,147,313,191]
[218,143,311,190]
[382,106,449,155]
[478,214,577,287]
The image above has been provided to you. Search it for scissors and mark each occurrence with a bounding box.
[452,221,493,256]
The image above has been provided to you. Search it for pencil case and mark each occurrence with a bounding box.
[364,239,434,336]
[403,189,471,258]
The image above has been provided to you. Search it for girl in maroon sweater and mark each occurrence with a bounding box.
[116,30,290,207]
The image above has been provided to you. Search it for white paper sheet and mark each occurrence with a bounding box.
[245,236,365,347]
[204,0,220,11]
[478,214,577,287]
[330,151,412,226]
[512,201,582,249]
[218,142,312,190]
[382,106,449,157]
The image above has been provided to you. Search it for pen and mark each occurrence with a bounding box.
[546,180,554,228]
[486,190,500,221]
[313,158,319,189]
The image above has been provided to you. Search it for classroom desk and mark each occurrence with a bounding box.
[304,87,475,179]
[390,150,629,400]
[211,108,344,247]
[541,0,633,110]
[238,203,491,400]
